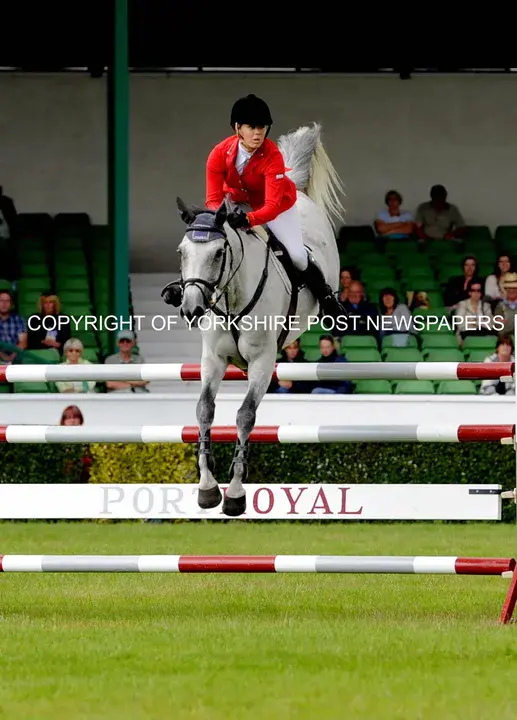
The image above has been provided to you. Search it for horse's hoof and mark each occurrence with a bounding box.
[222,494,246,517]
[197,486,223,509]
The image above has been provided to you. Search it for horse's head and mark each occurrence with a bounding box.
[176,197,231,325]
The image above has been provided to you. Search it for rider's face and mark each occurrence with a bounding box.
[236,124,267,151]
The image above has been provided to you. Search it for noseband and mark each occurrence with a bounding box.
[164,211,246,313]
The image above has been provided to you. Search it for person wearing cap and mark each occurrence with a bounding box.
[103,331,149,393]
[203,93,347,321]
[493,273,517,337]
[415,184,466,242]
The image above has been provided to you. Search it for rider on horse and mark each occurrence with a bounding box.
[164,93,346,321]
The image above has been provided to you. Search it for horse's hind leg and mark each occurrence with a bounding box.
[196,352,227,509]
[223,344,277,517]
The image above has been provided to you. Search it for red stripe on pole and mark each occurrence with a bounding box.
[457,425,514,442]
[180,426,280,443]
[180,364,251,381]
[178,555,276,572]
[456,362,514,380]
[0,555,3,572]
[500,567,517,623]
[0,366,7,382]
[0,426,6,443]
[455,557,516,575]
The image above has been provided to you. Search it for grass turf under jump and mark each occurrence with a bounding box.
[0,521,516,719]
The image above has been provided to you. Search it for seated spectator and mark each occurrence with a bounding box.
[55,338,96,394]
[311,335,352,394]
[374,190,415,240]
[27,292,71,355]
[454,278,494,347]
[339,281,379,340]
[0,186,18,279]
[415,184,466,242]
[485,254,515,305]
[408,290,431,313]
[267,339,313,394]
[60,405,84,425]
[378,287,414,347]
[443,256,481,310]
[336,266,360,304]
[59,405,91,482]
[104,330,149,393]
[0,289,27,364]
[493,274,517,338]
[479,335,515,396]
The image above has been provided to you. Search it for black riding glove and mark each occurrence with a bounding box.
[227,210,250,230]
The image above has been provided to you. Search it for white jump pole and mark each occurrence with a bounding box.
[0,362,513,383]
[0,424,513,444]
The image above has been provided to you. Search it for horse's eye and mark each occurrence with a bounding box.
[214,249,223,260]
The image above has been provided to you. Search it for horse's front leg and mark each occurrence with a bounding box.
[223,340,277,517]
[196,351,227,509]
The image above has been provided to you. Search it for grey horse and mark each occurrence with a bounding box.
[164,123,345,517]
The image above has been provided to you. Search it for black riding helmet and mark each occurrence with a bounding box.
[230,94,273,134]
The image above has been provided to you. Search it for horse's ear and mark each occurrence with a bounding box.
[214,200,228,228]
[176,196,196,224]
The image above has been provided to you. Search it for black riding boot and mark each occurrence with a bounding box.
[300,258,348,321]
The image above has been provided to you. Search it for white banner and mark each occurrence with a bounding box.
[0,484,502,520]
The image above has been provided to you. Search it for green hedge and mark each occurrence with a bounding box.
[0,443,513,520]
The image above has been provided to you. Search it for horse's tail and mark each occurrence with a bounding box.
[277,122,345,224]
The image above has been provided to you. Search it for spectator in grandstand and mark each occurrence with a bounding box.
[60,405,84,425]
[378,287,415,347]
[104,330,149,393]
[336,266,360,304]
[408,290,431,312]
[484,254,515,305]
[479,335,515,396]
[453,278,495,347]
[55,338,96,394]
[0,186,18,241]
[267,339,313,394]
[337,281,379,340]
[415,184,466,242]
[311,335,352,394]
[59,405,91,482]
[0,289,27,363]
[493,274,517,337]
[27,292,71,355]
[374,190,415,240]
[443,256,481,310]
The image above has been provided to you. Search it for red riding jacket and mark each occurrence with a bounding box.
[205,136,297,226]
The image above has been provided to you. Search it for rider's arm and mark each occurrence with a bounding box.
[206,145,226,209]
[246,150,288,226]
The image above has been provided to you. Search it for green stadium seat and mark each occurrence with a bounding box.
[344,241,377,258]
[464,349,492,362]
[82,348,99,362]
[300,333,322,348]
[495,226,517,244]
[13,381,51,393]
[353,379,392,394]
[340,335,378,350]
[465,225,492,241]
[419,333,459,349]
[303,347,323,361]
[437,380,478,394]
[0,278,12,290]
[342,348,382,362]
[357,253,387,268]
[393,380,435,394]
[25,348,60,363]
[383,348,423,362]
[424,349,464,362]
[381,334,418,350]
[462,335,498,352]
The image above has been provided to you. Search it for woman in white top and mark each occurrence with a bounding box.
[454,277,494,347]
[479,335,515,395]
[55,338,96,394]
[485,254,515,303]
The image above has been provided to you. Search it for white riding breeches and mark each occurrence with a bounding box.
[266,205,308,271]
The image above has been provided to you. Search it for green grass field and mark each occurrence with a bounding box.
[1,521,517,719]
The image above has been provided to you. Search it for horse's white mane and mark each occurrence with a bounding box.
[277,122,346,225]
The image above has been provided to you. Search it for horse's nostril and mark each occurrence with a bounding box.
[193,306,205,320]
